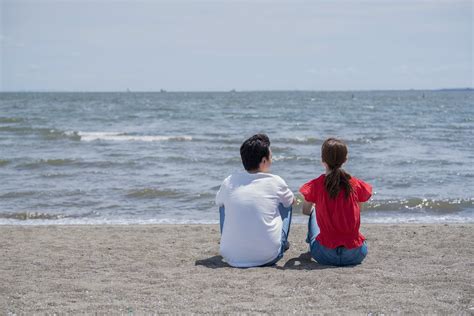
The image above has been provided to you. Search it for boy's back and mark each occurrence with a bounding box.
[216,171,293,267]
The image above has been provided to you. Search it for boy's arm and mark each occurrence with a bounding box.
[216,175,232,206]
[215,181,226,206]
[277,178,294,208]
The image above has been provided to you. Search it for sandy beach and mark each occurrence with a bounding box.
[1,224,473,314]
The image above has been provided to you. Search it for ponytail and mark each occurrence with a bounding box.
[324,167,352,199]
[321,138,353,199]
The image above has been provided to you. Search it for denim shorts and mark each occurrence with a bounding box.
[310,239,368,266]
[307,208,367,266]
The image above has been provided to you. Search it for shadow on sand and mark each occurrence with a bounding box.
[195,252,342,270]
[195,255,230,269]
[278,252,336,270]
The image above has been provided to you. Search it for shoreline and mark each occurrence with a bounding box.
[1,213,473,226]
[0,222,473,227]
[1,223,473,313]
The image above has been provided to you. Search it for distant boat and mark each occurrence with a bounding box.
[229,89,237,93]
[160,89,167,93]
[126,88,131,93]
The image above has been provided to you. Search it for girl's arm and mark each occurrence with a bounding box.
[302,199,314,216]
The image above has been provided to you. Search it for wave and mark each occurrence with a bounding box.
[392,158,464,167]
[125,188,182,199]
[0,211,96,221]
[0,117,24,123]
[125,188,214,201]
[40,172,74,178]
[1,213,472,225]
[0,126,191,142]
[272,155,317,162]
[42,129,81,140]
[0,212,66,220]
[0,216,220,225]
[15,158,138,170]
[272,136,385,146]
[0,159,10,167]
[76,132,193,142]
[0,191,37,199]
[0,126,81,140]
[275,137,323,145]
[16,159,78,169]
[0,189,86,200]
[346,136,385,144]
[364,198,474,213]
[293,195,474,214]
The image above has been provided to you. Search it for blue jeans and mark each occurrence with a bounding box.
[219,203,292,266]
[307,209,367,266]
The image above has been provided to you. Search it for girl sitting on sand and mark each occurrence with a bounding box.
[299,137,372,266]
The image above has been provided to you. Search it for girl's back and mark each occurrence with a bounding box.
[300,174,371,249]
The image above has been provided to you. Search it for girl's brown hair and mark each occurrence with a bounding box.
[321,138,352,199]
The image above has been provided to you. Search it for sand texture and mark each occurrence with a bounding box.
[1,224,473,314]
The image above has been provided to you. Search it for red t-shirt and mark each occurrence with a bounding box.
[299,175,372,249]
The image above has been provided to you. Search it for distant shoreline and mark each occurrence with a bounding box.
[0,88,472,93]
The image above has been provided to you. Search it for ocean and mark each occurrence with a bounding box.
[0,90,473,225]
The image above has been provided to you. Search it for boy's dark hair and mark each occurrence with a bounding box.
[240,134,271,171]
[321,138,353,199]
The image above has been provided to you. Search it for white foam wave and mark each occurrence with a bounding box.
[0,217,219,226]
[71,132,192,142]
[0,213,473,226]
[361,209,474,224]
[272,155,316,162]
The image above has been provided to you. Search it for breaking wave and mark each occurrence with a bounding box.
[75,132,193,142]
[365,198,474,213]
[0,126,192,142]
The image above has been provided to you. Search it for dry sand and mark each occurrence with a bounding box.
[1,224,473,314]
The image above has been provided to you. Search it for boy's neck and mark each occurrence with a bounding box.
[247,168,269,174]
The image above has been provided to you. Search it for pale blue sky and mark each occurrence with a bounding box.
[1,0,472,91]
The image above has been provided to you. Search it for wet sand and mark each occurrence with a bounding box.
[1,224,473,314]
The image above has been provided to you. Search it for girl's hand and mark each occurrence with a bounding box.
[294,196,303,206]
[302,199,314,216]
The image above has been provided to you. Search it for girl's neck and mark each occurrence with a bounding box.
[324,165,331,175]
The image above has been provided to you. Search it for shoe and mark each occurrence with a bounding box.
[284,241,290,251]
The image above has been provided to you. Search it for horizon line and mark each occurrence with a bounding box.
[0,87,472,93]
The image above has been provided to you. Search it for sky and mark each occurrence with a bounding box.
[0,0,472,91]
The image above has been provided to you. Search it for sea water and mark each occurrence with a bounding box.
[0,90,473,224]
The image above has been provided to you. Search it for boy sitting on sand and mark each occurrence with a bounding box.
[216,134,295,267]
